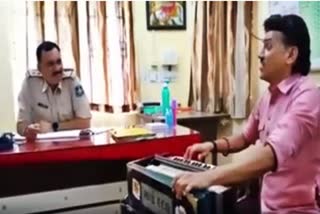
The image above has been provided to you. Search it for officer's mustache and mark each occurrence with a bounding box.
[52,70,63,76]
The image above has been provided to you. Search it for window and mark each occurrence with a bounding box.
[26,1,137,112]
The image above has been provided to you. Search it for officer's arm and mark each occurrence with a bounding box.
[207,142,275,186]
[17,79,34,136]
[58,118,91,131]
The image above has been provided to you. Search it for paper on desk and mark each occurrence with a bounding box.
[14,134,26,141]
[14,127,112,141]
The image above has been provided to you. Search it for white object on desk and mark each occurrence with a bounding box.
[145,122,167,129]
[14,127,112,142]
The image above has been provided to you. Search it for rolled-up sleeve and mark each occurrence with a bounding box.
[266,88,320,168]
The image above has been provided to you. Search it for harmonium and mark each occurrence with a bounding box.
[121,154,238,214]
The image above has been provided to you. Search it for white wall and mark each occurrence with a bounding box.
[0,1,26,132]
[133,2,195,106]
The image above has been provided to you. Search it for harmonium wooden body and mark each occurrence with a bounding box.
[121,154,239,214]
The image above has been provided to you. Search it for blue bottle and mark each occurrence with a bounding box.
[161,82,170,116]
[165,108,174,127]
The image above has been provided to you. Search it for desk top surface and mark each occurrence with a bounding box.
[0,125,200,166]
[1,125,198,155]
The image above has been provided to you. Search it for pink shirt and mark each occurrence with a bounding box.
[243,74,320,213]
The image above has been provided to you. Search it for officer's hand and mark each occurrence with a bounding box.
[24,123,40,140]
[183,142,214,161]
[39,120,53,133]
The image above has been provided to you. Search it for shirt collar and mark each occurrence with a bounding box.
[268,74,301,95]
[41,80,62,93]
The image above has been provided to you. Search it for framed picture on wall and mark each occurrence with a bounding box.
[146,1,186,30]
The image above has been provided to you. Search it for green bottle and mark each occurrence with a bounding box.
[161,82,170,116]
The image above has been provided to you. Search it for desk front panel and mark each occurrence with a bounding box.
[0,125,200,197]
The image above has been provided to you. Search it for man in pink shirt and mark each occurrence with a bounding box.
[173,14,320,213]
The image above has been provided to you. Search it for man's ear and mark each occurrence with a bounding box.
[286,46,298,66]
[37,63,41,72]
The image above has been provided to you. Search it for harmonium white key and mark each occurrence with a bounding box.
[169,156,215,171]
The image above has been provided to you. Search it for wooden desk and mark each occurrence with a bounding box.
[139,111,229,164]
[0,125,199,167]
[0,125,200,214]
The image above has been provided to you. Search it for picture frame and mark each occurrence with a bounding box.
[146,1,186,30]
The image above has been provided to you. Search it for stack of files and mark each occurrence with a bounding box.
[111,127,155,140]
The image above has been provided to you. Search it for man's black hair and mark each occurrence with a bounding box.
[264,14,311,75]
[36,41,60,63]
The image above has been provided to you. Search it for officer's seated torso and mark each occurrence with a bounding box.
[24,69,82,123]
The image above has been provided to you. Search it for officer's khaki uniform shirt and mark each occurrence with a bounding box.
[17,76,91,124]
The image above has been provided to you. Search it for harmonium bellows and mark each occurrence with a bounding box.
[121,154,238,214]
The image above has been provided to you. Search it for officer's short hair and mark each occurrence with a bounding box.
[36,41,61,63]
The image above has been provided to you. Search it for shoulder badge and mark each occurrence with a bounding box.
[75,85,85,97]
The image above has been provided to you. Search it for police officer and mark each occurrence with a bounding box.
[17,41,91,139]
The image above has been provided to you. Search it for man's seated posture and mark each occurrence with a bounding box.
[173,14,320,213]
[17,41,91,139]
